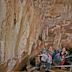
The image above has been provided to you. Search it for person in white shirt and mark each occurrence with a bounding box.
[39,51,52,71]
[40,53,48,62]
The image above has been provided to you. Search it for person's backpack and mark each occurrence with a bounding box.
[52,49,60,59]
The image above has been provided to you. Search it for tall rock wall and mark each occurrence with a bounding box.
[0,0,72,71]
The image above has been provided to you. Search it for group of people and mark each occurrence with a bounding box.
[36,46,68,71]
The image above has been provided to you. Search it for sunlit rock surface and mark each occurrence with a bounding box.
[0,0,72,72]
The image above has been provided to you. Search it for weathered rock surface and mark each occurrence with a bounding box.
[0,0,72,72]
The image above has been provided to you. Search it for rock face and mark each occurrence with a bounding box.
[0,0,72,71]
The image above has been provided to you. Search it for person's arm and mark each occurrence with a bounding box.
[38,54,43,57]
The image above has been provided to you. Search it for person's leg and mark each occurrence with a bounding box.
[45,63,51,71]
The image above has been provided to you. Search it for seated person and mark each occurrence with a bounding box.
[48,46,54,56]
[46,53,52,71]
[53,52,61,65]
